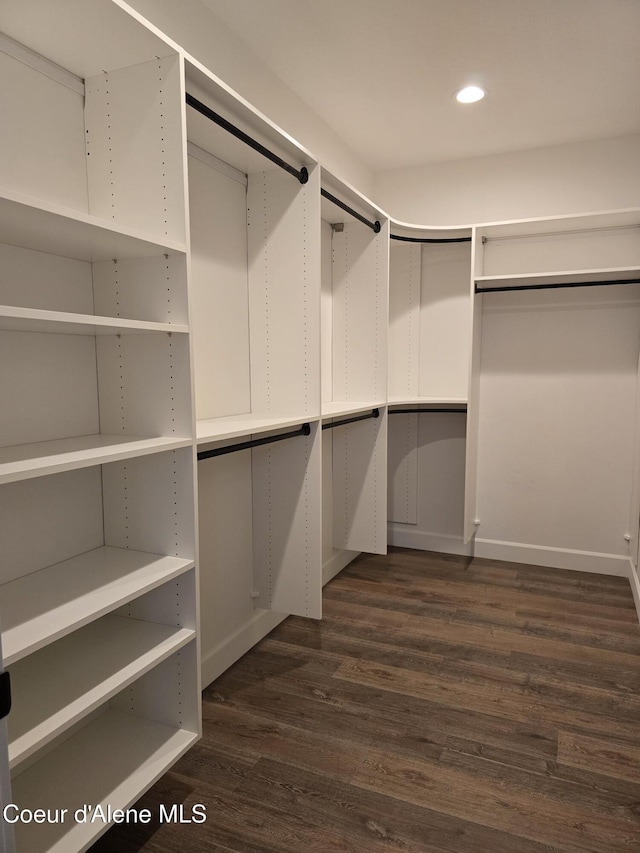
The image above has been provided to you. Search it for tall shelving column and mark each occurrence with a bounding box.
[0,3,200,851]
[386,224,473,554]
[184,57,323,686]
[320,172,389,573]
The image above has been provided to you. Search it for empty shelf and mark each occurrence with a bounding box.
[475,266,640,291]
[387,395,467,407]
[321,401,385,419]
[0,305,188,336]
[8,617,195,770]
[197,412,318,445]
[0,546,194,666]
[12,709,197,853]
[0,186,186,262]
[0,434,193,485]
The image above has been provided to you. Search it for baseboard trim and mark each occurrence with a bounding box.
[625,558,640,623]
[387,526,474,556]
[473,538,630,576]
[201,610,287,688]
[323,549,360,585]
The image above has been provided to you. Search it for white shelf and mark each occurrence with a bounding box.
[0,305,188,336]
[0,434,192,485]
[388,396,468,407]
[475,266,640,291]
[321,401,384,419]
[0,187,186,262]
[12,709,197,853]
[0,546,194,666]
[8,617,195,770]
[197,412,318,445]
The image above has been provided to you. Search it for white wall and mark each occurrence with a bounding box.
[374,134,640,226]
[125,0,373,195]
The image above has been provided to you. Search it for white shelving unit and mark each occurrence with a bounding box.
[466,209,640,573]
[387,225,473,548]
[184,56,322,685]
[321,173,389,560]
[0,3,200,851]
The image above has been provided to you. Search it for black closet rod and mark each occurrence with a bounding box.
[389,408,467,414]
[321,188,381,234]
[390,234,471,244]
[186,92,309,185]
[198,423,311,461]
[322,408,380,430]
[475,277,640,295]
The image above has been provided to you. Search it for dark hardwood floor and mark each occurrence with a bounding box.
[93,548,640,852]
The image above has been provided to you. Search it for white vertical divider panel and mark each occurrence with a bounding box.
[332,220,389,402]
[247,164,321,419]
[464,230,483,543]
[628,345,640,568]
[96,331,192,437]
[102,448,195,561]
[187,154,250,420]
[84,54,186,243]
[387,414,418,524]
[116,571,196,631]
[333,409,388,554]
[0,629,15,853]
[93,254,189,325]
[252,423,322,618]
[419,243,472,399]
[321,220,334,403]
[389,242,421,397]
[0,50,87,212]
[111,641,199,734]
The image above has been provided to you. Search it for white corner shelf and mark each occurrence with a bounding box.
[196,412,318,445]
[0,546,195,666]
[0,187,186,262]
[0,305,188,336]
[0,434,193,485]
[8,617,195,770]
[387,396,468,407]
[12,709,197,853]
[321,401,385,419]
[475,266,640,292]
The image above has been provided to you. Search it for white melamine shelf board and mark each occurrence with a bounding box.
[8,617,195,770]
[478,208,640,240]
[389,218,472,239]
[321,401,385,419]
[0,305,188,336]
[12,709,197,853]
[196,413,318,445]
[0,188,186,261]
[387,396,468,406]
[0,434,192,485]
[0,546,194,667]
[475,267,640,290]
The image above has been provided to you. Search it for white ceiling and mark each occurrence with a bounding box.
[200,0,640,172]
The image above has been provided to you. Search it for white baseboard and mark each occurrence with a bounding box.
[626,559,640,623]
[473,538,630,576]
[201,609,287,688]
[322,549,360,585]
[387,526,474,556]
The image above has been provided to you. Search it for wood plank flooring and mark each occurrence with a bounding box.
[92,548,640,852]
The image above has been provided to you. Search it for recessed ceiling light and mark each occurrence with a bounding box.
[455,85,486,104]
